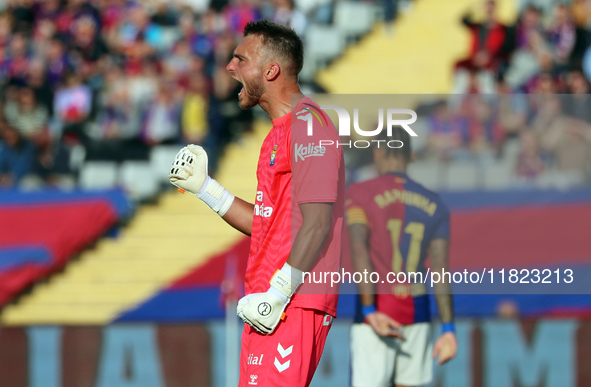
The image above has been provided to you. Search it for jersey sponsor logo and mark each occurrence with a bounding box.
[294,142,325,162]
[248,374,259,385]
[254,191,273,218]
[254,203,273,218]
[247,353,264,365]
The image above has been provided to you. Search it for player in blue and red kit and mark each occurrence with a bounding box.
[346,128,457,387]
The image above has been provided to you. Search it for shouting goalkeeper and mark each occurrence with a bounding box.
[169,21,344,387]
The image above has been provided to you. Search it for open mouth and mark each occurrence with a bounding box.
[239,87,243,97]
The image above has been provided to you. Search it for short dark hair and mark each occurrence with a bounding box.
[243,20,304,76]
[376,126,412,162]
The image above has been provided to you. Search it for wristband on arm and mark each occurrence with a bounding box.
[362,304,377,318]
[441,322,456,334]
[195,176,235,216]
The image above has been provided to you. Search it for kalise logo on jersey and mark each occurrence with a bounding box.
[294,143,325,162]
[254,191,273,218]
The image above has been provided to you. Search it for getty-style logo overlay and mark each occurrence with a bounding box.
[296,104,418,149]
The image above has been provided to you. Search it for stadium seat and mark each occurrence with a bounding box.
[305,25,346,72]
[446,162,479,191]
[407,161,442,191]
[119,161,159,201]
[79,162,119,190]
[183,0,211,13]
[536,170,586,190]
[333,2,376,41]
[408,117,429,153]
[294,0,332,15]
[68,144,87,172]
[150,145,182,184]
[483,162,513,190]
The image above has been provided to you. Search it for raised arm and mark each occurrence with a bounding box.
[222,198,254,236]
[168,144,253,235]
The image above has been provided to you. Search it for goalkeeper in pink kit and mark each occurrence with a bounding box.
[168,20,345,387]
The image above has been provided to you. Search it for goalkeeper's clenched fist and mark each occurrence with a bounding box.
[237,263,303,334]
[168,144,235,216]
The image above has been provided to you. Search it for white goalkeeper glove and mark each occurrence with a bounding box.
[237,263,303,334]
[168,144,234,216]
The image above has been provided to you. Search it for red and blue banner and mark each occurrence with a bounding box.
[0,189,131,306]
[117,188,591,322]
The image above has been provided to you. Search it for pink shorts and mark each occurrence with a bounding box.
[238,306,334,387]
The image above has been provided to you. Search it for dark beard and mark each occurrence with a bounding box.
[239,76,265,109]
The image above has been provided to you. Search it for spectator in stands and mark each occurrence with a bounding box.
[4,85,49,149]
[0,13,12,48]
[8,0,35,33]
[504,6,544,90]
[465,97,505,158]
[95,64,137,141]
[126,59,159,112]
[453,0,506,94]
[35,0,62,22]
[271,0,307,36]
[223,0,261,37]
[4,84,72,180]
[182,72,209,144]
[530,70,559,94]
[427,100,469,161]
[564,68,591,122]
[0,0,302,189]
[140,79,182,145]
[71,15,109,65]
[100,0,126,33]
[164,39,193,77]
[54,71,93,143]
[31,18,56,59]
[0,121,37,186]
[515,129,544,180]
[27,59,54,115]
[497,77,529,138]
[534,95,591,177]
[113,4,159,62]
[5,32,31,84]
[545,4,576,70]
[45,36,73,89]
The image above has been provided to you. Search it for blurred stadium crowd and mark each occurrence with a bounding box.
[0,0,315,189]
[417,0,591,189]
[0,0,590,192]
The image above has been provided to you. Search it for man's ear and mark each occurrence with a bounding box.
[265,63,281,81]
[409,152,416,163]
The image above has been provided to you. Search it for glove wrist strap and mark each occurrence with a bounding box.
[270,263,303,298]
[196,176,235,216]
